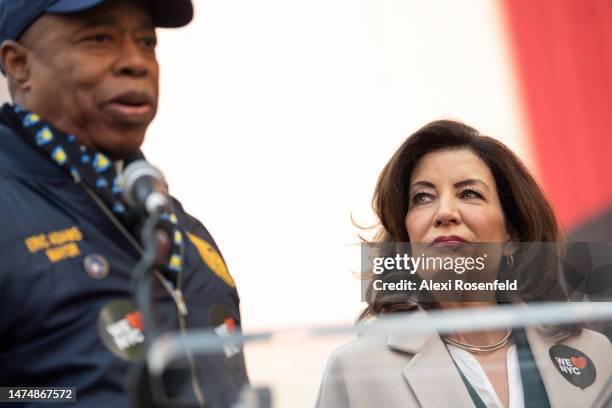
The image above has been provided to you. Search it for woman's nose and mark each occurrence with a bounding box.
[434,195,461,227]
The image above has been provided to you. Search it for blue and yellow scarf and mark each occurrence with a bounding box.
[2,103,184,283]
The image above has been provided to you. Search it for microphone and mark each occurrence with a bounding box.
[122,160,170,216]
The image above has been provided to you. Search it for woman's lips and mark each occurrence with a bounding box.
[430,240,464,248]
[430,236,467,248]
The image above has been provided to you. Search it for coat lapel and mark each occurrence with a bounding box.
[385,319,610,408]
[388,332,474,407]
[524,327,568,407]
[526,327,610,408]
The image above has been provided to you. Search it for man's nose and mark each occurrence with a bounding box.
[114,39,152,78]
[434,195,461,227]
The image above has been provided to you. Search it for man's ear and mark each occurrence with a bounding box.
[0,40,31,91]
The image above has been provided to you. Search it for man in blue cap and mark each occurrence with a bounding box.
[0,1,248,406]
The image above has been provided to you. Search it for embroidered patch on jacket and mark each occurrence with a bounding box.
[187,232,235,288]
[24,226,83,263]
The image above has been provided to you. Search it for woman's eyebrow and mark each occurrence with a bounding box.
[409,178,491,192]
[454,178,490,191]
[409,180,435,191]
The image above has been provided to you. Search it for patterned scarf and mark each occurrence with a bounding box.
[2,103,184,284]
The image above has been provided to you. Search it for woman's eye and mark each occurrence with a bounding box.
[412,192,433,205]
[460,189,482,199]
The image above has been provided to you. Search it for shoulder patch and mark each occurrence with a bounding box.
[187,232,235,288]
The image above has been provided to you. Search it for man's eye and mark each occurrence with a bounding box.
[87,34,112,43]
[141,36,157,49]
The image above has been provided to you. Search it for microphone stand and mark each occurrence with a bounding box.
[129,211,177,407]
[130,207,259,408]
[132,212,164,342]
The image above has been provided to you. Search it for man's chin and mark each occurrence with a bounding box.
[96,131,146,159]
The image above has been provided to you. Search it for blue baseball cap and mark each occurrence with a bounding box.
[0,0,193,45]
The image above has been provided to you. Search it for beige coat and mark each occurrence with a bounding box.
[315,324,611,408]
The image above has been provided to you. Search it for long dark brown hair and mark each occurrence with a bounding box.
[360,120,580,338]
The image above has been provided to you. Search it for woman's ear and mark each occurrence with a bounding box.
[0,40,31,92]
[502,222,519,254]
[502,240,517,256]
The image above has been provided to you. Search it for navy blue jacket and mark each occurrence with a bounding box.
[0,119,248,407]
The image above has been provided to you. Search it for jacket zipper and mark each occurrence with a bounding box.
[82,184,205,407]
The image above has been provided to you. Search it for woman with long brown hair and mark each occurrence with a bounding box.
[316,120,611,408]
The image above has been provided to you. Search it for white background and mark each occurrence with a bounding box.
[145,0,532,331]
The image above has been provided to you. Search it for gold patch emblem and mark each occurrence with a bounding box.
[187,232,235,288]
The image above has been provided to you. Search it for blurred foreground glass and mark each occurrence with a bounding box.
[147,302,612,407]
